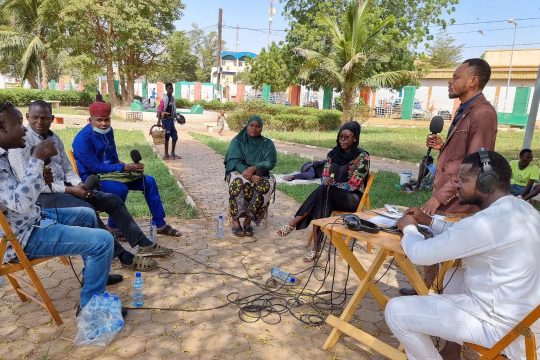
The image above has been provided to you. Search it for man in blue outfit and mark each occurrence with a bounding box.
[0,101,114,312]
[72,102,181,237]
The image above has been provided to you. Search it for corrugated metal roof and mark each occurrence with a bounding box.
[422,66,538,80]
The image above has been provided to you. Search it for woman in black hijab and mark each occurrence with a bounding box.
[277,121,370,261]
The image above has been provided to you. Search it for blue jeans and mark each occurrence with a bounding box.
[24,207,114,307]
[510,184,526,196]
[100,175,166,228]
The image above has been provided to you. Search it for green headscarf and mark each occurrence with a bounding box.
[224,115,277,176]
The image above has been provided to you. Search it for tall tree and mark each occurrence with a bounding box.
[281,0,458,85]
[149,31,199,83]
[0,0,61,88]
[59,0,183,106]
[187,24,224,82]
[425,32,463,68]
[296,0,417,123]
[248,44,289,92]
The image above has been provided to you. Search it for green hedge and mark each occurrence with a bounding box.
[0,88,96,106]
[175,98,239,111]
[225,101,342,132]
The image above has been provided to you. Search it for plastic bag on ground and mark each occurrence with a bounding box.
[74,293,124,346]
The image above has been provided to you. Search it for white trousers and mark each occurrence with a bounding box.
[384,268,510,360]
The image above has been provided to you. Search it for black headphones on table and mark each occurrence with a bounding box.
[477,147,498,194]
[342,214,380,234]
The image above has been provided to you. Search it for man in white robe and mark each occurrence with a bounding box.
[385,150,540,360]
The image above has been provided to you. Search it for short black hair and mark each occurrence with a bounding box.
[462,58,491,89]
[462,150,511,191]
[519,148,533,157]
[165,82,173,88]
[28,100,52,114]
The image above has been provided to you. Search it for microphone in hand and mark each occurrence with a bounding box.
[130,149,142,164]
[83,175,100,191]
[426,115,444,155]
[328,162,339,182]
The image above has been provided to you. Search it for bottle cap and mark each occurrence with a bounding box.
[290,277,296,283]
[136,272,142,277]
[218,215,224,219]
[103,292,110,298]
[113,295,120,301]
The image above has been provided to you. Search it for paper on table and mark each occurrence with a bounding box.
[369,215,397,227]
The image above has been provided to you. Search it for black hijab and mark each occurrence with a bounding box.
[327,121,363,166]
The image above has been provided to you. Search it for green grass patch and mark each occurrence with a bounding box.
[56,128,196,218]
[190,132,307,174]
[278,171,432,208]
[264,128,540,164]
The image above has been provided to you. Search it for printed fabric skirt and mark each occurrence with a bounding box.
[227,171,276,225]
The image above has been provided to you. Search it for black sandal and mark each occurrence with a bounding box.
[244,225,253,237]
[232,226,244,237]
[156,224,182,237]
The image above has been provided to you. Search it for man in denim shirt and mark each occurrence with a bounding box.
[0,102,113,311]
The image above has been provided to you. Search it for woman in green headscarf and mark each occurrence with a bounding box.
[224,115,277,237]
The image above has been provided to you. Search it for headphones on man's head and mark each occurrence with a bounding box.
[342,214,380,234]
[477,147,499,194]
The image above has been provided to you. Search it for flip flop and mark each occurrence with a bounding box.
[156,224,182,237]
[277,224,295,237]
[170,155,182,160]
[244,225,253,237]
[163,155,171,160]
[232,226,244,237]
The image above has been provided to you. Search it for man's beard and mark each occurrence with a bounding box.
[458,194,482,206]
[448,92,460,99]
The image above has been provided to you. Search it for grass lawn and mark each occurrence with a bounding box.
[56,128,196,218]
[264,127,540,164]
[190,132,307,174]
[190,132,432,208]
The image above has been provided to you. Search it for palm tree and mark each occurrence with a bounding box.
[295,0,418,123]
[0,0,54,88]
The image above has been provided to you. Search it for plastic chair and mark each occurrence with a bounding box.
[0,212,68,325]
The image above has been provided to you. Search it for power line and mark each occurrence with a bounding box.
[462,42,540,49]
[430,16,540,27]
[447,24,540,35]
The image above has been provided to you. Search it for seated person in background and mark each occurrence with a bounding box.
[277,121,369,262]
[402,155,436,192]
[509,148,540,201]
[386,150,540,360]
[0,102,114,313]
[8,101,172,272]
[224,115,277,237]
[72,102,181,237]
[283,160,326,181]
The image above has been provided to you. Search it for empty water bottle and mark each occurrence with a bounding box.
[110,296,124,332]
[271,267,297,284]
[216,215,225,239]
[149,224,157,242]
[133,272,144,308]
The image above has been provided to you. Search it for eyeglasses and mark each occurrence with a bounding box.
[0,101,14,114]
[339,135,354,141]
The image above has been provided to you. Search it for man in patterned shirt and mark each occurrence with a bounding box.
[9,100,172,273]
[0,101,113,311]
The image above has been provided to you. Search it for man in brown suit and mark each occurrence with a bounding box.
[399,59,498,304]
[422,58,498,215]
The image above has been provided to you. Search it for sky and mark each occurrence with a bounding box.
[176,0,540,60]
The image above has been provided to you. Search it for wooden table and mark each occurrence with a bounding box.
[312,211,431,360]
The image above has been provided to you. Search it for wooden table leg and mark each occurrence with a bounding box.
[324,229,388,309]
[323,249,389,350]
[394,254,429,295]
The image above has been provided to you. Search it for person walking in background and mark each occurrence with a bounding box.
[399,58,498,299]
[216,109,226,136]
[157,83,180,160]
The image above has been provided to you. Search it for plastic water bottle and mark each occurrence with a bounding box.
[133,272,144,308]
[110,296,124,332]
[216,215,225,239]
[271,267,297,284]
[0,276,4,287]
[149,224,157,242]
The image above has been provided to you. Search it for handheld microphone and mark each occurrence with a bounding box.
[427,115,444,156]
[83,175,100,191]
[31,146,53,191]
[130,149,142,164]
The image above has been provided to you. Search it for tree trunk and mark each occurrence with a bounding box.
[341,86,357,124]
[125,73,135,106]
[39,56,49,90]
[105,60,120,107]
[118,65,128,106]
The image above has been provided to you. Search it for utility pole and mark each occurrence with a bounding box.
[268,0,275,49]
[523,66,539,149]
[217,8,223,101]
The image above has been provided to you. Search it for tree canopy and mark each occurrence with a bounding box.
[248,44,290,92]
[425,32,463,68]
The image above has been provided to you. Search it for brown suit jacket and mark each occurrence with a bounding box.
[433,93,498,213]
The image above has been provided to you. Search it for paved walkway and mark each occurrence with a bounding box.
[0,113,478,359]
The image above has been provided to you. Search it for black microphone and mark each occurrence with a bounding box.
[83,175,100,191]
[427,115,444,156]
[130,149,142,164]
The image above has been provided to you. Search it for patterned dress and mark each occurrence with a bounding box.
[227,172,276,225]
